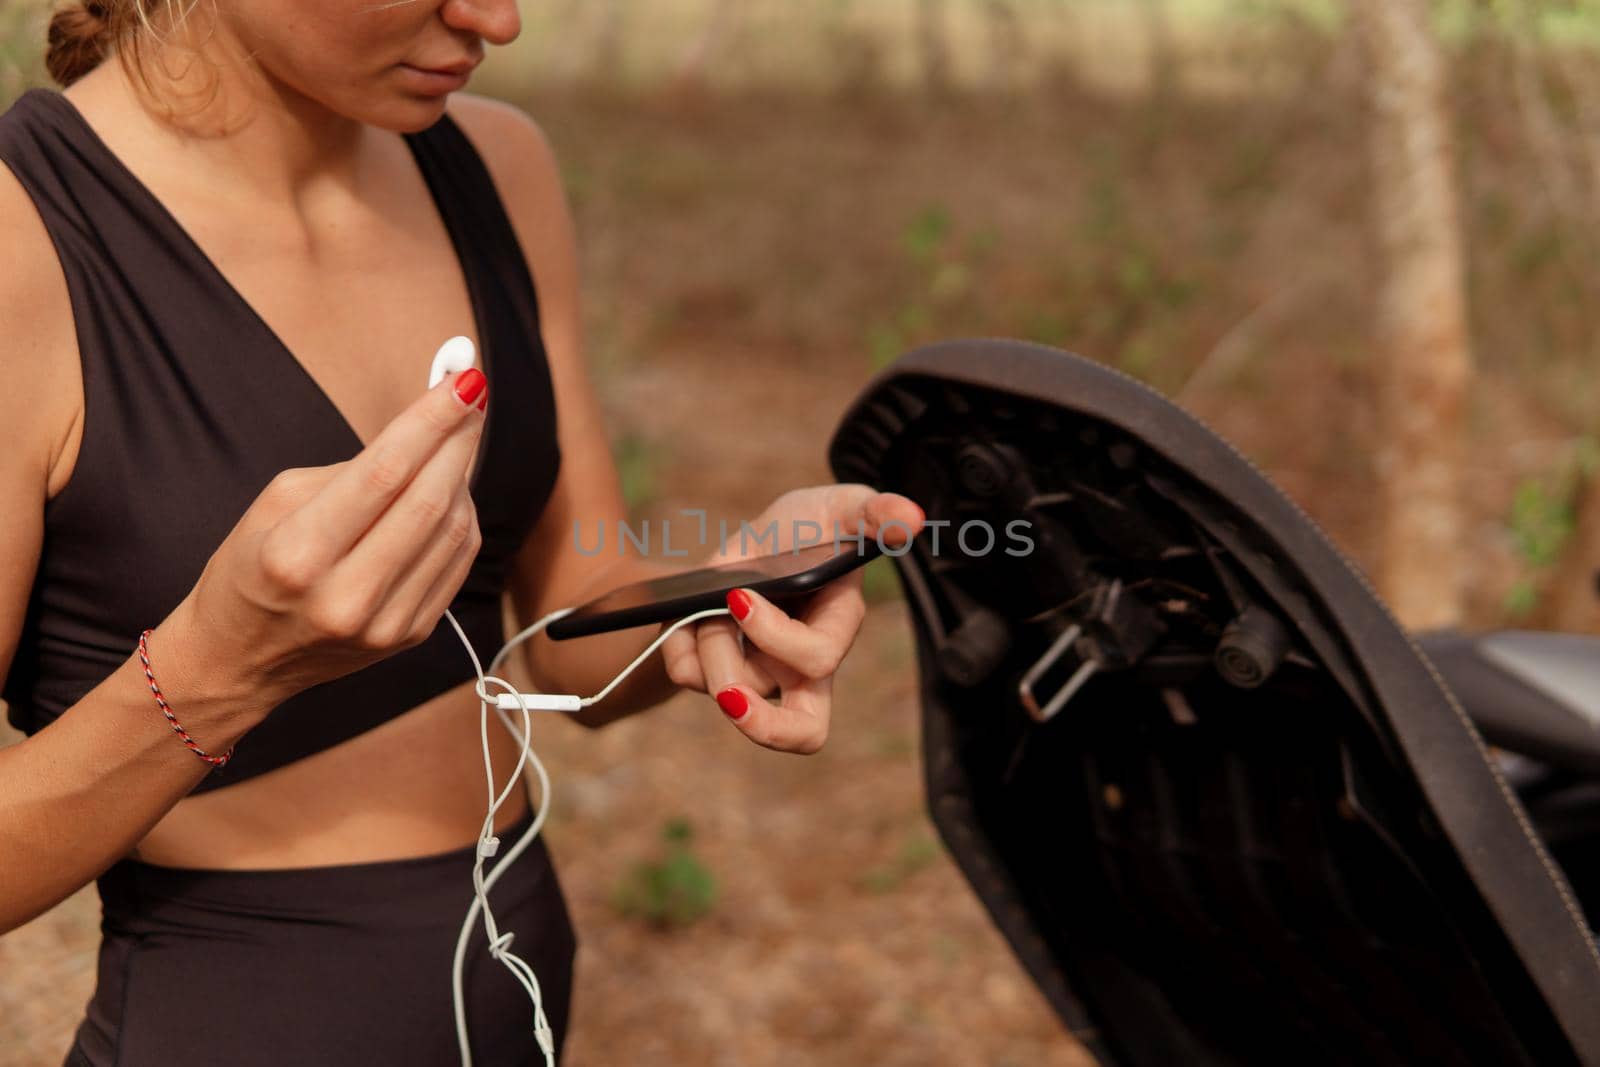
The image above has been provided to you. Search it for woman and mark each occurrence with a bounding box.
[0,2,925,1064]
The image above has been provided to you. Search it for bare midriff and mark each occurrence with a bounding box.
[128,679,535,869]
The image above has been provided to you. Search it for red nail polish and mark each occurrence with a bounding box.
[476,389,488,412]
[716,687,748,720]
[726,588,752,621]
[454,368,486,406]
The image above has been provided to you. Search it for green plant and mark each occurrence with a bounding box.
[865,202,991,371]
[611,817,718,929]
[1047,149,1203,392]
[903,203,951,268]
[1503,437,1598,616]
[859,830,940,894]
[860,554,902,604]
[0,2,48,109]
[871,728,914,759]
[1210,131,1280,203]
[612,430,663,514]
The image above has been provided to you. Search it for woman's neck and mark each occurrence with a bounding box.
[66,35,375,212]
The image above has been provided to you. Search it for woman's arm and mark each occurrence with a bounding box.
[448,96,691,727]
[447,99,926,743]
[0,169,277,933]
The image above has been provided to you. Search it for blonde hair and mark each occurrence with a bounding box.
[45,0,211,95]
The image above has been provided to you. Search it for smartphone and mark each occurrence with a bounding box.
[546,540,884,640]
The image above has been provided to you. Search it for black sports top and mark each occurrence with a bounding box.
[0,89,562,793]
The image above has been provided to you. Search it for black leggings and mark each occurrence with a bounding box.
[63,810,577,1066]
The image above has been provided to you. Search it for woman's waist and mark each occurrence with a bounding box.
[99,806,551,935]
[130,679,539,870]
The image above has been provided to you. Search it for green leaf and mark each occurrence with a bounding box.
[903,204,952,267]
[611,820,718,929]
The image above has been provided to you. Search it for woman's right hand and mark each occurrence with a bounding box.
[171,368,490,709]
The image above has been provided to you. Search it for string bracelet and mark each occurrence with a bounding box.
[136,628,234,769]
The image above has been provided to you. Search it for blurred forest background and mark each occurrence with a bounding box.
[1,1,1597,1064]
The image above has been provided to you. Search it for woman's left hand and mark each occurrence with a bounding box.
[659,484,924,754]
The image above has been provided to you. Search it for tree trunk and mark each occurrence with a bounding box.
[590,0,625,87]
[917,0,953,97]
[1143,0,1180,101]
[982,0,1025,93]
[671,0,741,97]
[1505,0,1585,223]
[1348,0,1473,630]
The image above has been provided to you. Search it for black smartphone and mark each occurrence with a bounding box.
[546,540,884,640]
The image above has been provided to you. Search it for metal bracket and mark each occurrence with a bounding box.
[1017,623,1102,723]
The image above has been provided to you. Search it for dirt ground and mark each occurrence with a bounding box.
[3,49,1596,1064]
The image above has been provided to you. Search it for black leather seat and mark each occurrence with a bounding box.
[1422,629,1600,935]
[1421,630,1600,776]
[830,340,1600,1066]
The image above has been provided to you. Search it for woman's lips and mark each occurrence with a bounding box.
[397,63,475,95]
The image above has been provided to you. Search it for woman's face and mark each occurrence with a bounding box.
[217,0,521,131]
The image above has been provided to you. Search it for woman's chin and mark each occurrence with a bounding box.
[364,94,453,134]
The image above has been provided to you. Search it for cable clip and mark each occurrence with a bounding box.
[489,931,515,959]
[478,836,500,859]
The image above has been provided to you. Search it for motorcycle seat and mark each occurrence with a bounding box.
[1421,630,1600,777]
[830,339,1600,1066]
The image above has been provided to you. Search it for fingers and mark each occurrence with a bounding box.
[327,404,486,617]
[663,483,931,755]
[660,627,708,691]
[409,528,482,640]
[714,674,833,756]
[385,497,483,645]
[724,581,865,682]
[700,582,864,755]
[826,485,924,549]
[661,625,779,696]
[861,490,925,548]
[269,368,487,577]
[695,615,759,697]
[739,647,785,699]
[656,620,787,697]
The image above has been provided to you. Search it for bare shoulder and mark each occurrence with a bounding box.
[446,93,560,177]
[0,160,79,500]
[444,94,577,276]
[446,94,567,215]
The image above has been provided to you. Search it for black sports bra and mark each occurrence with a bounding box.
[0,89,562,793]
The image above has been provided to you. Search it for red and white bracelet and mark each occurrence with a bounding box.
[136,628,234,769]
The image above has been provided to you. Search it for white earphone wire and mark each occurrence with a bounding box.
[443,603,732,1067]
[426,338,738,1066]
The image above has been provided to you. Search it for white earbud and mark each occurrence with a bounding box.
[429,335,478,391]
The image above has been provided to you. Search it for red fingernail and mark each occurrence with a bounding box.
[716,687,748,720]
[726,588,752,621]
[454,368,486,407]
[476,389,488,412]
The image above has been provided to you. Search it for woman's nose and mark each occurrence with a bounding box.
[440,0,520,47]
